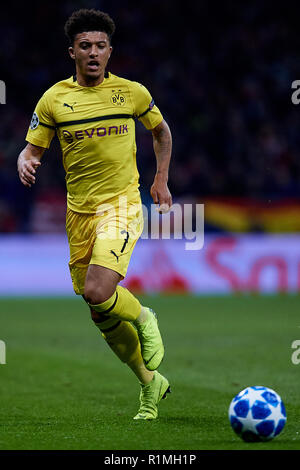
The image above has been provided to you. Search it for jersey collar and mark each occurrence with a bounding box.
[72,70,110,83]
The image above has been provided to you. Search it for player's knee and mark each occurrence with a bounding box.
[84,281,113,306]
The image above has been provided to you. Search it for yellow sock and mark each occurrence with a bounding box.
[94,316,153,384]
[127,357,154,385]
[89,285,141,322]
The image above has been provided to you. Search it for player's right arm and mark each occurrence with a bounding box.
[18,89,56,187]
[17,143,45,187]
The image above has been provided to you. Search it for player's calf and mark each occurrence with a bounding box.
[89,305,154,385]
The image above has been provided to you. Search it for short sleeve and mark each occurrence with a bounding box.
[132,82,163,130]
[26,92,56,149]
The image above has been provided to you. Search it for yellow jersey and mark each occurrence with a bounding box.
[26,72,163,213]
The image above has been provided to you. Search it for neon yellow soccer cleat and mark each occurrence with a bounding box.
[136,308,164,371]
[133,371,171,420]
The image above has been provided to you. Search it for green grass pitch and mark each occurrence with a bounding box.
[0,294,299,450]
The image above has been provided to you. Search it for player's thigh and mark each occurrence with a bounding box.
[66,208,97,295]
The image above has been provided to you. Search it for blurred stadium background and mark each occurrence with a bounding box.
[1,0,300,296]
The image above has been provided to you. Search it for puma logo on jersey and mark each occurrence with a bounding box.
[63,102,75,112]
[110,250,119,262]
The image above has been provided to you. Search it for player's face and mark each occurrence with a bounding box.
[69,31,112,85]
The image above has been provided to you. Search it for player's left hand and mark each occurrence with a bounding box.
[150,174,172,214]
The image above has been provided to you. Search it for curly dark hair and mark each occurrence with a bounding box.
[64,9,115,44]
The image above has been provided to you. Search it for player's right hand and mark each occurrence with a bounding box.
[18,158,41,187]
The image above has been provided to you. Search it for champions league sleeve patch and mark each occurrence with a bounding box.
[149,99,155,110]
[30,112,39,130]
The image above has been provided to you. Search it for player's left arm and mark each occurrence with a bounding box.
[150,119,172,213]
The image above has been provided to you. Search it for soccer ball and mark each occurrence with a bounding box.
[228,386,287,442]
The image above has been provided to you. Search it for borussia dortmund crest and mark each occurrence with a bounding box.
[111,91,126,106]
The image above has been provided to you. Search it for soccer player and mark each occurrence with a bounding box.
[17,9,172,420]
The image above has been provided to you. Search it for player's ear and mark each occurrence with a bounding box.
[68,46,75,60]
